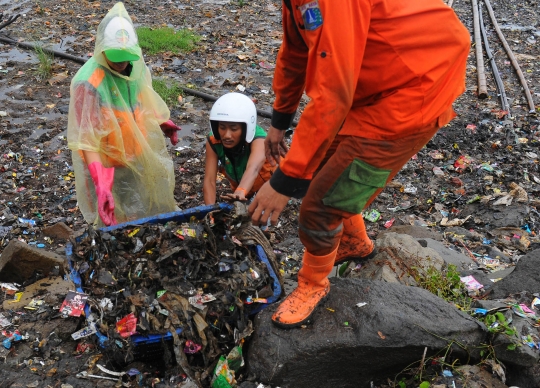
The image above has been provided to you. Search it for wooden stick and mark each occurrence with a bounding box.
[478,3,510,115]
[472,0,488,99]
[483,0,536,113]
[0,35,87,64]
[0,14,20,31]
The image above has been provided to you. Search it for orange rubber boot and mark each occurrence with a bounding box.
[272,248,337,329]
[335,214,376,266]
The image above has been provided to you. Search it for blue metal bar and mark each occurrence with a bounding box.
[248,245,282,315]
[99,203,234,233]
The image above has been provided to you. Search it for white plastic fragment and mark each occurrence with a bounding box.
[97,364,126,376]
[356,302,367,308]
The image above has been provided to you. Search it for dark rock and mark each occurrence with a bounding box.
[246,278,486,388]
[42,222,73,240]
[381,225,444,241]
[493,316,539,367]
[348,233,444,285]
[418,237,476,270]
[483,245,511,263]
[444,226,484,241]
[461,203,529,229]
[0,240,66,284]
[489,249,540,299]
[506,363,540,388]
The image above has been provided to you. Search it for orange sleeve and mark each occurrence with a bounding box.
[270,3,308,129]
[270,0,371,196]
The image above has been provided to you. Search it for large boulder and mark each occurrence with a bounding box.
[246,278,486,388]
[489,249,540,299]
[417,237,476,270]
[347,232,444,285]
[0,239,66,284]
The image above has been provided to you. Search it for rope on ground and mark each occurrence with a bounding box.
[471,0,488,99]
[483,0,536,113]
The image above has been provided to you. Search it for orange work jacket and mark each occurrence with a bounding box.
[270,0,470,193]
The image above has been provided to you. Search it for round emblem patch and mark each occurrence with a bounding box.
[115,29,130,44]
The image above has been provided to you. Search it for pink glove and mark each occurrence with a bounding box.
[88,161,117,226]
[160,120,181,146]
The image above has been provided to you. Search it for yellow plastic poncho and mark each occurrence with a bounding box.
[67,2,176,226]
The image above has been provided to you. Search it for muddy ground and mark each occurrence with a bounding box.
[0,0,539,386]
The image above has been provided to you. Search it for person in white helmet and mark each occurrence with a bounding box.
[67,2,181,227]
[203,93,276,205]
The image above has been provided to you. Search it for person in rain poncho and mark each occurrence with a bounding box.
[68,2,181,227]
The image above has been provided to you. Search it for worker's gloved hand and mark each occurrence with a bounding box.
[160,120,181,146]
[88,161,117,226]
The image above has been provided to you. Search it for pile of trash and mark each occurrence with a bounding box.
[1,204,282,387]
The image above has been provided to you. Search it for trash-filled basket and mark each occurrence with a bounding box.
[65,203,282,385]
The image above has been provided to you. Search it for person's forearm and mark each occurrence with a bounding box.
[203,181,216,205]
[236,167,261,194]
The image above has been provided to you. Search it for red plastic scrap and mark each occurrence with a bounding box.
[116,313,137,338]
[450,177,464,187]
[454,155,473,172]
[384,218,395,228]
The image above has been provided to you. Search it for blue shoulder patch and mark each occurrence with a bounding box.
[299,0,323,31]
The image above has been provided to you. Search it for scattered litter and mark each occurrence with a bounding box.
[460,275,484,293]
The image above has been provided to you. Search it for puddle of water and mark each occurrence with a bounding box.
[28,127,52,140]
[177,124,197,138]
[0,48,38,64]
[0,0,32,13]
[216,70,235,80]
[52,36,78,52]
[44,130,67,153]
[0,84,26,102]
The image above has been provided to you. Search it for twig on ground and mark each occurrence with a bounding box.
[0,14,20,31]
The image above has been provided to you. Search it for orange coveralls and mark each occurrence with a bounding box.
[269,0,470,255]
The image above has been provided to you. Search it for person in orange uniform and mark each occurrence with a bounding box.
[249,0,471,328]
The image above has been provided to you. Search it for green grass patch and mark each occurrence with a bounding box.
[152,79,184,107]
[411,263,472,311]
[34,43,53,80]
[137,27,200,55]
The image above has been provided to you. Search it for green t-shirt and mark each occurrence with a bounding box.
[207,125,266,185]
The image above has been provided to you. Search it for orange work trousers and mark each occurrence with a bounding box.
[298,112,447,256]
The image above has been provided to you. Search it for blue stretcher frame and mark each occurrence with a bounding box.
[65,203,281,347]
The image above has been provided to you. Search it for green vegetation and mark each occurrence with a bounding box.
[136,27,200,55]
[34,43,54,80]
[152,79,184,107]
[410,263,472,312]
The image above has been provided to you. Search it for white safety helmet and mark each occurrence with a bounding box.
[209,93,257,143]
